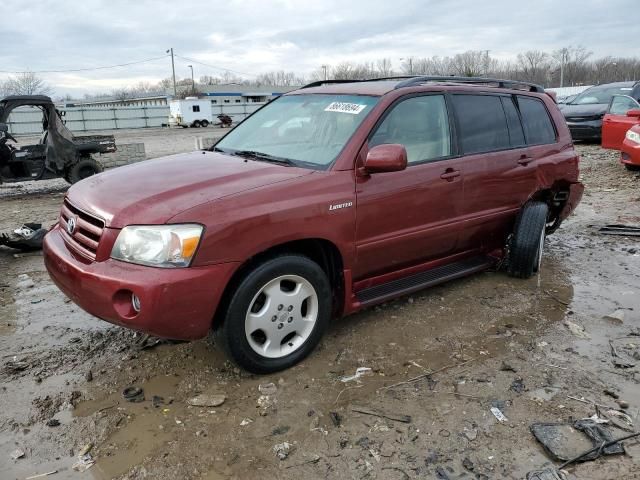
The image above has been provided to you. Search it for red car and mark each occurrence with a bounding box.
[601,94,640,170]
[43,77,583,373]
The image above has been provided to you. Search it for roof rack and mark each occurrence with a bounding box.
[300,76,546,93]
[300,76,418,90]
[393,76,545,93]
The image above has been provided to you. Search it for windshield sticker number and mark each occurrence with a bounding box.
[325,102,368,115]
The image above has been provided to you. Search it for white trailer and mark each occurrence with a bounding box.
[168,98,213,128]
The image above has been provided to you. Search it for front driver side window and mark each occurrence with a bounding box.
[370,95,451,164]
[609,95,640,115]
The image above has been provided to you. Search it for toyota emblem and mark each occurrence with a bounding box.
[67,216,77,235]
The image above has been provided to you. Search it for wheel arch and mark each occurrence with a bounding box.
[527,180,573,234]
[212,237,345,330]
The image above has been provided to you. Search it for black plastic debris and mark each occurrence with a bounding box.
[122,386,145,403]
[530,419,625,463]
[0,223,47,251]
[526,468,567,480]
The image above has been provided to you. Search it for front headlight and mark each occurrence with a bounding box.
[626,129,640,144]
[111,224,203,268]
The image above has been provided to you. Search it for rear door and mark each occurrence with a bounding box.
[354,94,465,280]
[602,95,640,150]
[451,93,537,252]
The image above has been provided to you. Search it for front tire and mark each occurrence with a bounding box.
[508,201,549,279]
[624,163,640,171]
[216,255,332,373]
[65,157,103,184]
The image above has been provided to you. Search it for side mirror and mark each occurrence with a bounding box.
[626,109,640,118]
[363,144,408,174]
[0,123,8,133]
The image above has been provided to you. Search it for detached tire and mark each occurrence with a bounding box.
[66,157,103,184]
[216,254,332,374]
[508,201,549,279]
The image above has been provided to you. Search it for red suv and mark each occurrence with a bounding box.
[43,77,583,373]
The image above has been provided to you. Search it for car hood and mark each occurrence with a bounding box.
[560,103,608,118]
[67,151,313,228]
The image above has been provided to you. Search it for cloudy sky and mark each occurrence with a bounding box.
[1,0,637,97]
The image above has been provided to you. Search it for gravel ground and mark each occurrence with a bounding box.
[1,138,639,480]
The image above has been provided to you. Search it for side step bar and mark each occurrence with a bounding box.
[356,256,496,306]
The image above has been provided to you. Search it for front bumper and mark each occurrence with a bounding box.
[565,119,602,141]
[43,225,239,340]
[621,138,640,166]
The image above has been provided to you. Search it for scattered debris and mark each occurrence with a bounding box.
[187,394,226,407]
[46,418,60,427]
[240,418,253,426]
[258,382,278,395]
[510,377,526,394]
[463,427,478,441]
[490,406,508,423]
[500,361,517,372]
[563,319,589,339]
[85,370,93,382]
[152,395,165,408]
[25,471,58,479]
[78,443,93,457]
[72,453,95,472]
[352,406,411,423]
[329,411,342,427]
[597,224,640,236]
[0,223,47,251]
[340,367,373,383]
[604,409,635,431]
[462,457,475,471]
[526,468,567,480]
[616,399,630,410]
[16,274,35,289]
[531,419,625,463]
[603,309,625,324]
[273,441,294,460]
[10,448,25,460]
[122,386,144,403]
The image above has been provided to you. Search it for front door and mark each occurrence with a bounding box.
[354,94,464,280]
[602,95,640,150]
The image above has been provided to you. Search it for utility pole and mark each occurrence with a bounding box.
[321,65,328,81]
[559,48,568,88]
[188,65,195,94]
[166,48,177,97]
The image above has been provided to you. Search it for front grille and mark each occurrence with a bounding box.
[59,199,105,260]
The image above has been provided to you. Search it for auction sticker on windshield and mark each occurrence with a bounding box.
[325,102,368,114]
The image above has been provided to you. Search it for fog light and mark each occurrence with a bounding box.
[131,293,141,313]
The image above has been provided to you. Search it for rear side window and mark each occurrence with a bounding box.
[517,96,556,145]
[452,94,510,154]
[500,97,526,147]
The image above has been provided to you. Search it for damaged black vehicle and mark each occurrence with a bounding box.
[0,95,116,184]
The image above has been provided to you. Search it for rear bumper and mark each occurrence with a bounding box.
[565,120,602,141]
[621,138,640,166]
[559,182,584,221]
[43,225,239,340]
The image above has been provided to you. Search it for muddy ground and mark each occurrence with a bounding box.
[1,140,639,480]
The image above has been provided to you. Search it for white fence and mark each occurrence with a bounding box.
[6,103,263,135]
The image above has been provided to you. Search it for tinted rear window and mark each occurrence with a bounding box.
[517,96,556,145]
[501,97,526,147]
[452,94,510,154]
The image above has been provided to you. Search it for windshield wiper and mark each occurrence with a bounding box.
[230,150,297,167]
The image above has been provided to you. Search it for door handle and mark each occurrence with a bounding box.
[440,169,461,181]
[517,155,533,166]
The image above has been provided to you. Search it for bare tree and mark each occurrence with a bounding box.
[517,50,551,85]
[376,58,394,77]
[4,72,52,96]
[552,46,592,86]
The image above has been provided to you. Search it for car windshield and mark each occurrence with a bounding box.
[214,94,379,169]
[569,86,634,105]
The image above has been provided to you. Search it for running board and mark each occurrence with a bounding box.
[356,256,495,306]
